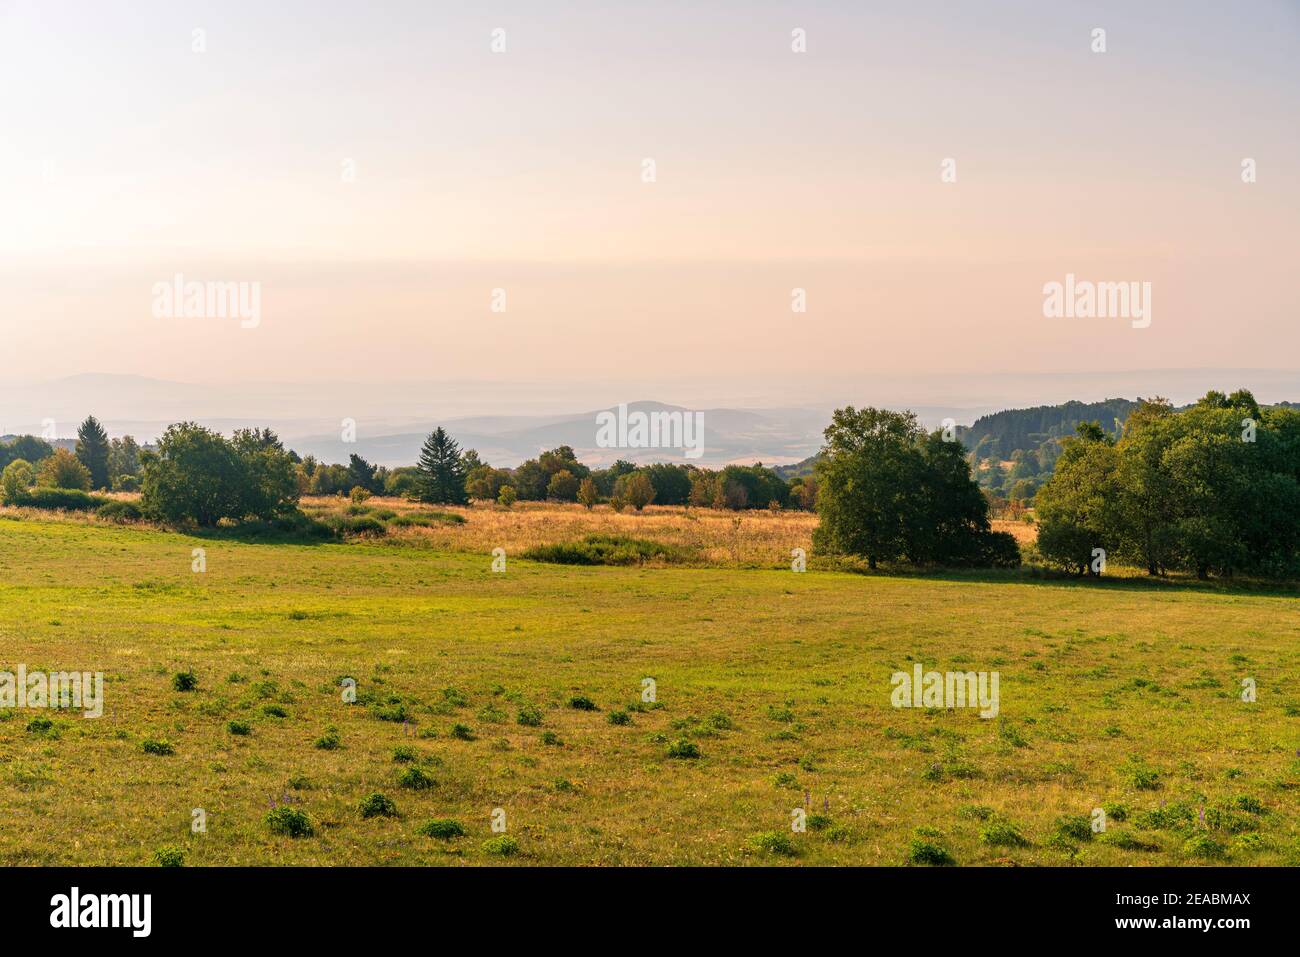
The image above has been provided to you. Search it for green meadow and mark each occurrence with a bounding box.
[0,515,1297,866]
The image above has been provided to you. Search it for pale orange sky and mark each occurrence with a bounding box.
[1,0,1297,397]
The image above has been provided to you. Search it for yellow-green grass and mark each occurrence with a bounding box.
[0,515,1296,866]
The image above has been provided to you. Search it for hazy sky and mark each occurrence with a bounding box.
[1,0,1297,404]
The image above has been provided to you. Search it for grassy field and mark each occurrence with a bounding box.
[0,508,1297,866]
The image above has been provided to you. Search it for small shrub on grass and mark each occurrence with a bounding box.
[266,806,313,837]
[398,767,435,790]
[773,771,799,789]
[418,819,466,839]
[1233,833,1266,853]
[606,710,630,726]
[227,720,251,736]
[1125,763,1161,790]
[1134,802,1195,831]
[370,703,408,723]
[957,804,994,821]
[1182,834,1227,860]
[314,729,340,750]
[359,793,398,819]
[171,670,198,692]
[807,814,832,831]
[96,500,143,522]
[1233,795,1266,815]
[767,705,795,723]
[1204,807,1257,834]
[1101,830,1162,852]
[568,695,598,711]
[25,716,54,734]
[1101,801,1129,822]
[749,831,798,857]
[516,705,543,726]
[906,839,954,866]
[441,687,470,708]
[1054,814,1094,843]
[141,739,174,756]
[154,846,184,867]
[450,723,475,741]
[981,821,1030,848]
[666,739,700,759]
[262,704,288,718]
[522,535,691,566]
[477,704,506,724]
[482,835,520,856]
[541,731,562,746]
[997,720,1028,748]
[392,745,417,763]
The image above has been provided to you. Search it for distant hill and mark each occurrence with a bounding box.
[0,435,76,452]
[959,399,1138,460]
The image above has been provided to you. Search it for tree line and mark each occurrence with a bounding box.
[1035,390,1300,579]
[0,421,819,525]
[10,394,1291,580]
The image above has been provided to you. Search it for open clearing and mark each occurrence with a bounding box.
[0,512,1296,865]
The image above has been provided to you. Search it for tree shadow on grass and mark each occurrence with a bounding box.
[183,515,340,547]
[831,561,1300,599]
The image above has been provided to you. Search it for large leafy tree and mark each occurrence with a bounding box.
[1035,390,1300,579]
[813,407,922,569]
[37,448,92,491]
[347,453,379,494]
[141,423,299,526]
[108,435,142,485]
[0,435,53,470]
[415,428,468,504]
[75,415,111,489]
[1034,423,1123,575]
[510,459,548,500]
[813,406,1017,569]
[232,428,301,521]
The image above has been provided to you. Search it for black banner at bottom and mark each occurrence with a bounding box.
[3,866,1280,943]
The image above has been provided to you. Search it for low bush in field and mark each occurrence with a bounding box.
[397,767,435,790]
[418,819,466,839]
[482,835,520,856]
[96,500,144,522]
[319,514,387,538]
[154,846,185,867]
[17,488,108,511]
[906,839,954,865]
[266,806,313,837]
[359,793,399,818]
[981,821,1030,848]
[522,535,692,566]
[666,739,700,759]
[389,511,465,527]
[749,831,798,857]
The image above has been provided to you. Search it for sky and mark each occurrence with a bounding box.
[1,0,1297,410]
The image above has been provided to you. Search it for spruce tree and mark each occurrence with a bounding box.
[75,415,111,490]
[415,428,469,504]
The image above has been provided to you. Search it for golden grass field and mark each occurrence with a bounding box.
[0,501,1295,866]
